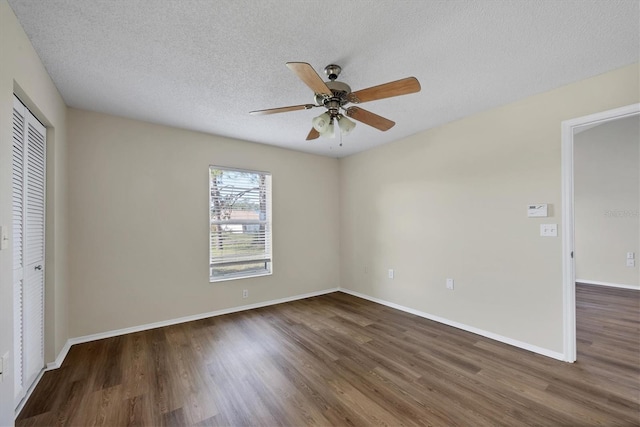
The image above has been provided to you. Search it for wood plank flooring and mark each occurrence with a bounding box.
[17,284,640,426]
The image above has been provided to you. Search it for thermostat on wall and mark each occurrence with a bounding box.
[528,204,548,217]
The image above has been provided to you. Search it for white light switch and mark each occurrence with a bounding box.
[540,224,558,237]
[0,226,8,250]
[627,252,635,260]
[388,269,394,279]
[446,278,454,290]
[627,259,636,267]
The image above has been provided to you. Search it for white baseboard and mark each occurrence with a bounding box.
[47,340,72,370]
[338,287,566,362]
[576,279,639,291]
[47,284,569,381]
[48,287,339,371]
[14,368,45,419]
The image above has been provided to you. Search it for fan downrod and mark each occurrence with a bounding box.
[314,64,351,111]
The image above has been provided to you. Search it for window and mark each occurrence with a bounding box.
[209,166,272,281]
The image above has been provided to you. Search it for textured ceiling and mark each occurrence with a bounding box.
[7,0,640,158]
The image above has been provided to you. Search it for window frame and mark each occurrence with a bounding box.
[209,165,272,282]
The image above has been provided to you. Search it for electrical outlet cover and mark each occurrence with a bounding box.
[540,224,558,237]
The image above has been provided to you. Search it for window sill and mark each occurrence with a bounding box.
[209,271,272,283]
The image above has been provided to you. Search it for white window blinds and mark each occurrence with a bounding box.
[209,166,272,281]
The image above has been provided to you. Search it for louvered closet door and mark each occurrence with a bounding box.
[12,97,26,402]
[12,96,46,406]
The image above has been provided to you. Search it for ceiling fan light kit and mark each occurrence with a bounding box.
[337,115,356,135]
[324,120,336,139]
[312,112,331,133]
[250,62,421,142]
[312,111,356,138]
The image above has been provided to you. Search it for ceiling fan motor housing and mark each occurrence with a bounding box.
[315,80,352,117]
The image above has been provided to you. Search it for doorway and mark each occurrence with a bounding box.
[561,103,640,362]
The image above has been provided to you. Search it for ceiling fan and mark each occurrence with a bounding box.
[250,62,421,141]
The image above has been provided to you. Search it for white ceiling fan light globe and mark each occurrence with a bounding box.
[320,121,335,138]
[338,115,356,135]
[312,112,331,133]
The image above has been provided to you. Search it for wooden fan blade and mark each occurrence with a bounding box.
[345,107,395,131]
[306,128,320,140]
[286,62,332,96]
[250,104,315,115]
[348,77,421,104]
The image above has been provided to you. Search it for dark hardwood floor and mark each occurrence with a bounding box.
[17,284,640,426]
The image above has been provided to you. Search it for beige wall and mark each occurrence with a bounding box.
[0,1,69,423]
[574,116,639,287]
[339,64,640,354]
[67,109,340,337]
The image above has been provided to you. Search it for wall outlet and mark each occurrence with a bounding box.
[388,269,394,279]
[446,278,454,290]
[242,289,249,298]
[627,259,636,267]
[627,252,635,259]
